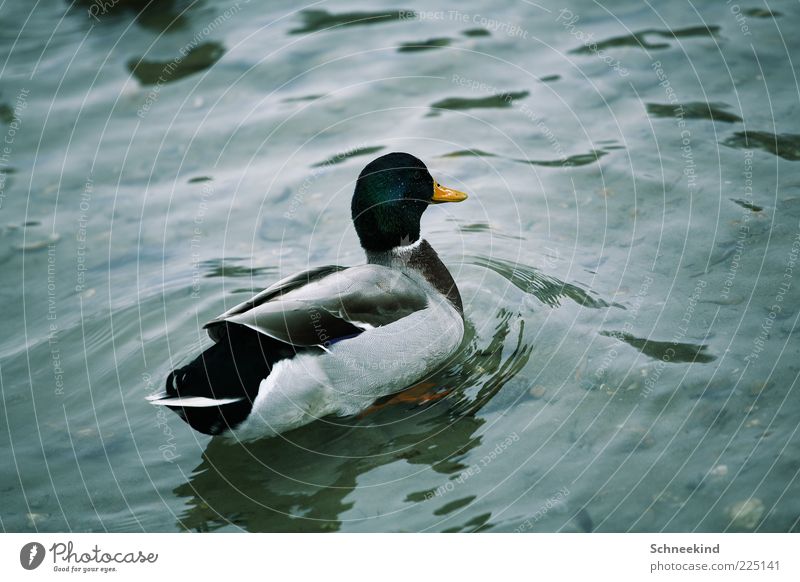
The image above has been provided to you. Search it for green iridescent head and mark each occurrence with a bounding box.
[351,152,467,252]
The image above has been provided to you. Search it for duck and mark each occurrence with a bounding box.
[148,152,468,440]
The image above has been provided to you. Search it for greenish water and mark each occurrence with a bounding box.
[1,0,799,532]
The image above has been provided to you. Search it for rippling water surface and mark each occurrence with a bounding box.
[1,0,799,532]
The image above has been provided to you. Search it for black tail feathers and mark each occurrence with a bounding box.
[160,325,297,435]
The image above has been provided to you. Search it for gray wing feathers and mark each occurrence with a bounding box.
[222,299,363,346]
[209,264,345,321]
[204,265,428,346]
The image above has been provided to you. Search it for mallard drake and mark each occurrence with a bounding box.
[149,152,468,440]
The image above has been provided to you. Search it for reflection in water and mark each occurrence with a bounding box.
[200,258,276,279]
[526,150,609,168]
[730,198,763,213]
[0,102,14,124]
[311,146,385,168]
[647,102,742,123]
[431,91,529,112]
[600,331,715,363]
[744,8,782,18]
[73,0,194,32]
[468,255,618,309]
[397,38,452,52]
[441,148,496,158]
[440,148,611,168]
[571,25,720,53]
[128,42,225,85]
[289,9,413,35]
[174,310,530,532]
[451,310,534,418]
[455,221,522,240]
[721,131,800,161]
[281,94,326,103]
[462,28,491,37]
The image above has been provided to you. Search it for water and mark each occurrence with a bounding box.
[1,0,798,532]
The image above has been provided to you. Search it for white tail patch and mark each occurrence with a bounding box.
[147,395,244,407]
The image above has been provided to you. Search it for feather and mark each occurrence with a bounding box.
[148,395,244,407]
[204,264,428,346]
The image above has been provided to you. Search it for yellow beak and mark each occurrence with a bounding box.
[432,181,468,203]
